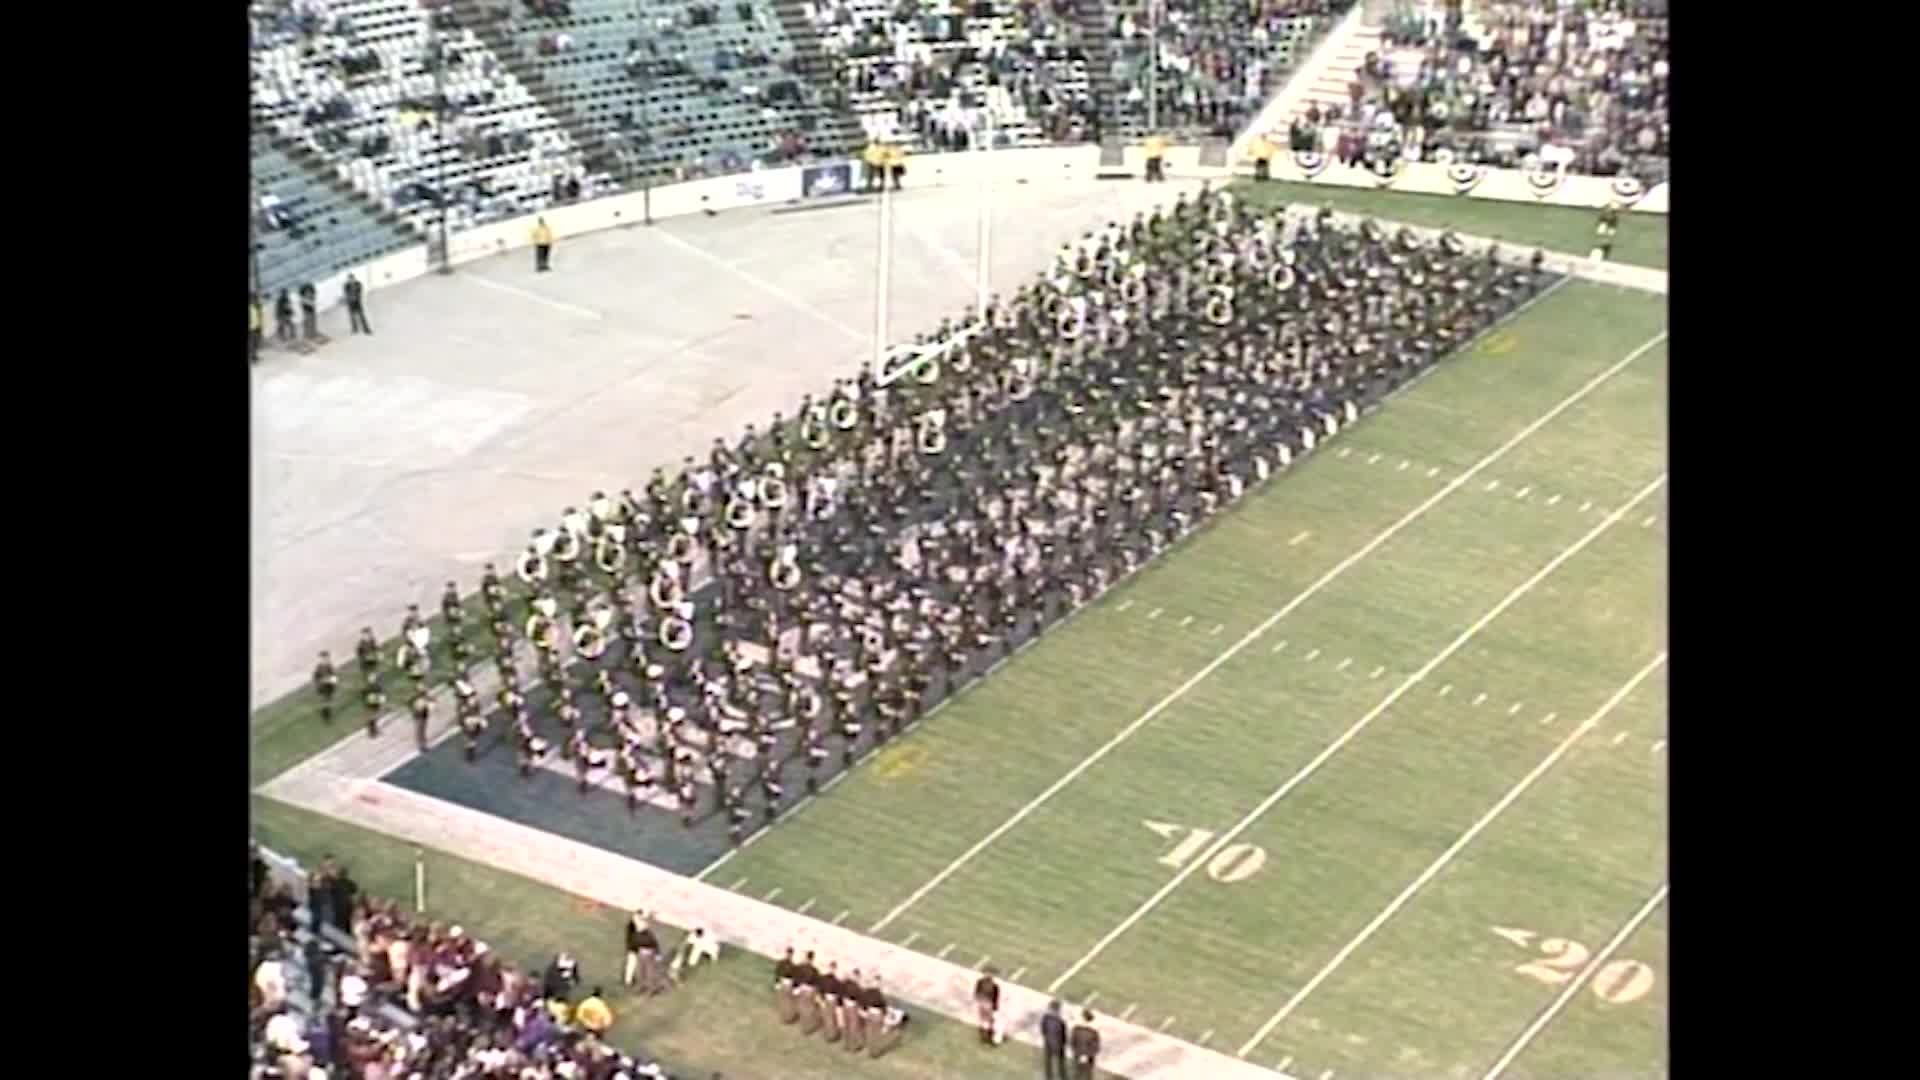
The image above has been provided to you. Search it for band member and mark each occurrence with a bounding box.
[864,974,908,1058]
[793,951,822,1033]
[362,675,386,735]
[773,946,801,1024]
[726,786,750,846]
[839,967,867,1051]
[974,968,1003,1044]
[760,762,784,823]
[409,690,431,750]
[440,580,463,625]
[355,627,380,682]
[619,738,653,812]
[817,960,846,1042]
[803,725,828,793]
[624,910,667,994]
[458,696,486,762]
[515,712,548,778]
[1068,1008,1100,1080]
[313,651,339,724]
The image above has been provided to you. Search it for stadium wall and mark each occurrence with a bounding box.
[319,150,1668,312]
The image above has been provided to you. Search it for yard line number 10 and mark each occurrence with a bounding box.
[1141,821,1268,883]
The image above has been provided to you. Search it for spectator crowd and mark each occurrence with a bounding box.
[250,845,682,1080]
[1290,0,1669,182]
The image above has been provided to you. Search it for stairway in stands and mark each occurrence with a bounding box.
[1074,1,1121,141]
[445,0,619,179]
[1289,14,1383,124]
[771,0,865,157]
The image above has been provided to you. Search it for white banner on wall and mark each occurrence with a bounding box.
[1253,150,1669,213]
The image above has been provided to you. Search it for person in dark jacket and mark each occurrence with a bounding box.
[1069,1009,1100,1080]
[328,866,358,935]
[274,290,297,343]
[1040,999,1069,1080]
[298,282,319,340]
[343,273,372,334]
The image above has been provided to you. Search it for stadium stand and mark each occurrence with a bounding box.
[252,132,420,297]
[443,0,862,184]
[249,0,613,243]
[804,0,1103,150]
[250,845,684,1079]
[1288,0,1669,181]
[1106,0,1350,140]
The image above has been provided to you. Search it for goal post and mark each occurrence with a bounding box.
[872,112,995,387]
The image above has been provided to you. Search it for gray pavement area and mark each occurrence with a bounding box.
[252,177,1214,708]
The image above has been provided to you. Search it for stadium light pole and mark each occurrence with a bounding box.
[1147,0,1159,134]
[975,109,993,324]
[874,165,893,379]
[636,0,654,225]
[432,15,451,274]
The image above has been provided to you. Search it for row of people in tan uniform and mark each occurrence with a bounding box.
[772,946,912,1056]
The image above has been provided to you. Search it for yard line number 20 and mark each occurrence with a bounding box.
[1141,821,1268,883]
[1493,927,1657,1005]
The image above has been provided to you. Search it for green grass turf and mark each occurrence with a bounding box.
[255,270,1667,1074]
[703,279,1667,1076]
[1228,179,1670,270]
[252,796,1121,1080]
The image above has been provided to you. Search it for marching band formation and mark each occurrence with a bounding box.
[312,184,1552,843]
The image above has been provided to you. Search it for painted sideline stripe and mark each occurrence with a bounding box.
[1052,473,1668,994]
[1481,884,1670,1080]
[868,331,1668,935]
[1237,651,1668,1056]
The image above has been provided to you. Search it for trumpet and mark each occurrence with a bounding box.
[573,623,608,660]
[516,548,548,585]
[769,555,801,591]
[725,495,755,531]
[660,615,694,652]
[829,397,859,431]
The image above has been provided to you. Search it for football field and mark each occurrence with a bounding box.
[695,277,1670,1079]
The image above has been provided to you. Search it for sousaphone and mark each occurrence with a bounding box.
[572,622,608,660]
[593,523,629,574]
[760,463,789,511]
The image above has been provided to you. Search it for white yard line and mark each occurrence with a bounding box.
[460,274,605,321]
[1481,884,1670,1080]
[1050,476,1667,995]
[865,332,1667,936]
[1236,652,1668,1056]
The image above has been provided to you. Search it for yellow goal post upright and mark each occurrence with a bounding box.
[872,111,996,388]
